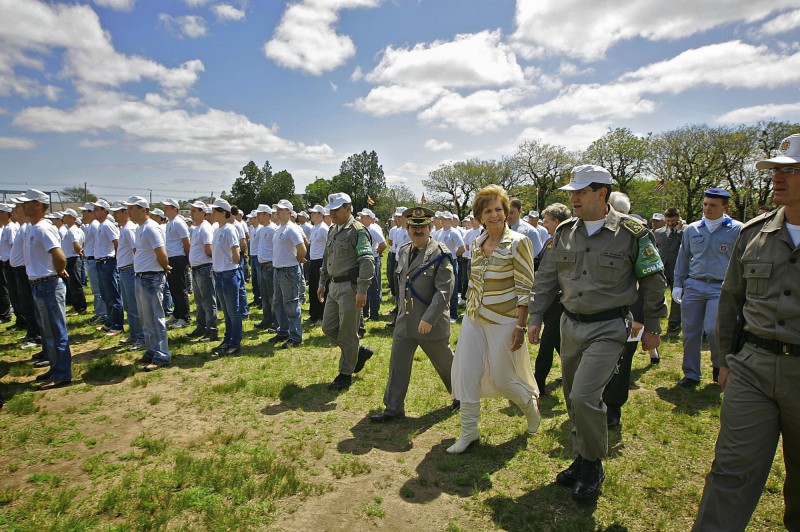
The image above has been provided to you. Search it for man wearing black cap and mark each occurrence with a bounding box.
[370,206,457,422]
[673,188,743,388]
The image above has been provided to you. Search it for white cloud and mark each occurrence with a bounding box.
[12,91,336,163]
[264,0,380,76]
[212,4,245,21]
[329,81,338,92]
[517,122,613,151]
[92,0,135,11]
[757,8,800,35]
[366,30,525,89]
[512,0,800,60]
[159,14,208,38]
[0,1,205,98]
[520,41,800,124]
[351,84,447,116]
[183,0,211,6]
[419,89,523,133]
[0,136,35,150]
[350,66,363,81]
[424,139,453,152]
[717,102,800,123]
[78,138,115,148]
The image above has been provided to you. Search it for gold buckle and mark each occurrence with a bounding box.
[783,344,792,356]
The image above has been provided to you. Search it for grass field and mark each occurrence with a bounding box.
[0,268,787,531]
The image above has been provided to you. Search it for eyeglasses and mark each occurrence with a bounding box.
[775,166,800,175]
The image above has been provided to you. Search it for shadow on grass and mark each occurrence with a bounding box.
[655,383,721,415]
[399,433,529,504]
[337,405,455,454]
[260,381,350,415]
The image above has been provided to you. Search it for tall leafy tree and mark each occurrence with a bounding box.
[332,150,386,212]
[304,177,336,208]
[583,128,650,194]
[512,140,578,211]
[262,169,295,206]
[225,160,270,213]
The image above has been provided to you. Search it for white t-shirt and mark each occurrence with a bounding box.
[24,220,61,280]
[117,221,137,268]
[388,225,398,254]
[301,222,313,240]
[0,221,19,262]
[463,228,481,259]
[249,224,262,255]
[83,219,99,257]
[584,219,605,236]
[438,227,464,257]
[787,222,800,247]
[272,221,304,268]
[189,220,214,267]
[233,219,247,242]
[165,216,190,258]
[58,225,67,239]
[9,223,28,268]
[309,221,329,261]
[257,222,277,262]
[134,219,166,273]
[365,224,385,257]
[62,224,85,260]
[95,218,119,259]
[394,225,411,259]
[212,222,240,272]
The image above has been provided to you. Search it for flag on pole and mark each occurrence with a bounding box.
[452,193,459,203]
[367,196,375,205]
[654,179,665,192]
[421,193,427,204]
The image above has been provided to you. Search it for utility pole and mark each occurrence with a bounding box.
[84,182,87,202]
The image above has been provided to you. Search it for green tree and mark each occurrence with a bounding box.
[60,185,96,203]
[583,128,650,194]
[225,160,270,213]
[262,169,295,207]
[512,140,578,212]
[332,150,386,212]
[304,177,335,208]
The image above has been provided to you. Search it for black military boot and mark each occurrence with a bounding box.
[556,456,583,487]
[572,458,605,502]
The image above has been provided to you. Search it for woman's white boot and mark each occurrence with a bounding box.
[446,402,480,454]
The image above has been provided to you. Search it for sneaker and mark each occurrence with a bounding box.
[280,340,302,349]
[188,327,206,337]
[212,343,229,355]
[165,316,177,326]
[129,341,146,351]
[222,346,241,356]
[33,359,51,368]
[118,336,135,344]
[97,325,111,332]
[268,334,289,344]
[105,329,123,337]
[678,377,700,388]
[449,318,457,324]
[202,330,219,342]
[21,342,40,350]
[650,348,660,365]
[170,319,189,329]
[89,315,104,325]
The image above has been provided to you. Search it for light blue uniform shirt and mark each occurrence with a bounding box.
[674,215,743,287]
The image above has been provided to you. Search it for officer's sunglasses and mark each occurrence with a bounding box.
[775,166,800,175]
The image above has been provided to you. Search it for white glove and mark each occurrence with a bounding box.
[672,287,683,304]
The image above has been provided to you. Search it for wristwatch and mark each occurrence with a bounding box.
[515,324,528,333]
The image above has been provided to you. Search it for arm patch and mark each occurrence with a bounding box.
[355,229,372,257]
[635,234,664,278]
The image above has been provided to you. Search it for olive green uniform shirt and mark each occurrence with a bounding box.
[530,207,667,333]
[717,207,800,366]
[320,215,375,295]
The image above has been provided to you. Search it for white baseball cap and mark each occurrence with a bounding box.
[63,208,79,218]
[394,206,407,217]
[17,188,50,204]
[162,198,180,209]
[256,204,273,214]
[528,210,540,218]
[756,134,800,169]
[652,213,665,221]
[211,198,232,212]
[325,193,351,211]
[359,208,376,218]
[276,199,293,211]
[298,211,308,218]
[0,204,11,213]
[151,208,165,217]
[441,211,453,220]
[560,164,613,191]
[93,199,112,210]
[189,200,207,210]
[79,202,95,211]
[109,201,127,211]
[309,204,325,214]
[123,196,149,209]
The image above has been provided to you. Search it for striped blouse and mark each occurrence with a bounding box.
[466,226,535,324]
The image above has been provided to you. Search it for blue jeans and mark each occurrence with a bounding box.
[238,256,249,317]
[96,258,124,330]
[135,272,171,365]
[191,265,217,332]
[31,277,72,381]
[681,277,721,380]
[250,256,261,305]
[118,267,143,342]
[258,262,276,328]
[273,265,303,343]
[214,269,243,347]
[86,258,106,318]
[162,279,173,316]
[364,255,381,319]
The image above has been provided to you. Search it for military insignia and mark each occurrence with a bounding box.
[413,208,425,218]
[781,139,791,152]
[634,235,664,278]
[546,240,553,249]
[621,217,645,235]
[355,230,372,257]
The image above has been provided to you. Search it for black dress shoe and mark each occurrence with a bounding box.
[353,346,373,373]
[268,334,289,344]
[212,343,229,355]
[678,377,700,388]
[188,327,206,338]
[327,373,352,391]
[712,366,720,383]
[572,459,605,502]
[450,399,461,412]
[369,412,403,423]
[556,456,583,487]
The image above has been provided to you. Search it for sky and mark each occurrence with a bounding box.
[1,0,799,203]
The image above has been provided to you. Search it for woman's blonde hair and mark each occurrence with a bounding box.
[472,184,510,226]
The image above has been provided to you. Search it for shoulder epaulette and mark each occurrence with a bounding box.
[436,242,449,254]
[352,220,366,231]
[554,217,578,233]
[742,210,776,230]
[620,215,648,238]
[399,241,413,252]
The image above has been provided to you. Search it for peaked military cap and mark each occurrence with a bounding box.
[403,206,435,227]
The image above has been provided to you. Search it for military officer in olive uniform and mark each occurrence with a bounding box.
[529,164,667,502]
[318,192,376,391]
[370,206,458,422]
[694,134,800,532]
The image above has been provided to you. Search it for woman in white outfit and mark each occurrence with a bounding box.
[447,185,540,454]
